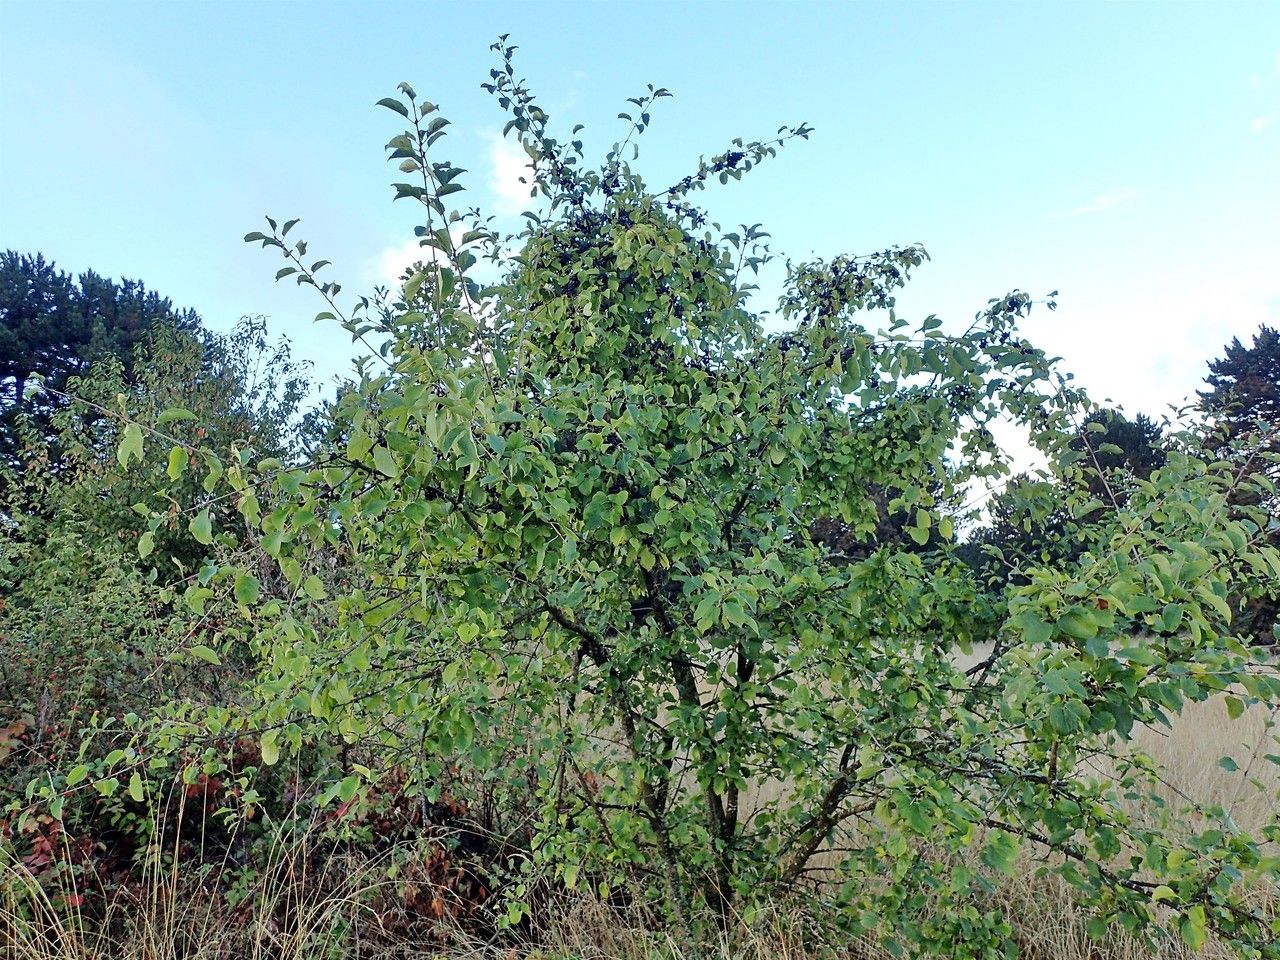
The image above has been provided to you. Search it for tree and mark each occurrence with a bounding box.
[959,473,1074,586]
[962,409,1168,587]
[0,316,315,916]
[1070,409,1166,498]
[0,253,76,407]
[1198,326,1280,641]
[2,317,310,588]
[113,47,1280,957]
[1200,325,1280,443]
[0,251,201,461]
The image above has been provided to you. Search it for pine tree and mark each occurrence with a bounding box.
[0,251,201,460]
[962,409,1166,586]
[1199,325,1280,642]
[1070,408,1167,504]
[0,252,79,407]
[1199,325,1280,471]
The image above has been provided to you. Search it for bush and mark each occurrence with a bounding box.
[15,41,1280,959]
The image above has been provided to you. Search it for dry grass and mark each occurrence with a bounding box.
[4,654,1278,960]
[0,787,475,960]
[523,872,1275,960]
[1124,694,1280,835]
[2,829,384,960]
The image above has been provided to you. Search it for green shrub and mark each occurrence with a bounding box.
[31,41,1280,959]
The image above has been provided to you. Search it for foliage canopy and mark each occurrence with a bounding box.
[55,42,1280,958]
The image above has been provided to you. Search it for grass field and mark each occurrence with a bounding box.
[4,657,1278,960]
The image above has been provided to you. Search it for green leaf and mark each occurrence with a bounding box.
[185,587,214,616]
[1049,702,1084,734]
[336,775,361,803]
[66,764,89,787]
[1056,608,1098,640]
[128,771,145,803]
[694,593,721,631]
[167,445,188,480]
[372,445,399,478]
[376,97,410,117]
[138,531,155,559]
[202,455,224,493]
[302,575,326,600]
[189,645,221,666]
[906,523,931,546]
[234,574,261,606]
[403,270,427,303]
[1180,905,1207,950]
[117,422,144,467]
[980,830,1020,875]
[189,509,213,545]
[260,730,280,767]
[1224,695,1245,720]
[346,426,372,461]
[1016,612,1053,646]
[1043,670,1075,696]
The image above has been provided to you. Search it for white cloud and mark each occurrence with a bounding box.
[1059,188,1139,218]
[367,221,473,289]
[365,220,510,320]
[946,267,1277,505]
[1025,260,1280,420]
[370,237,427,288]
[1251,112,1276,133]
[484,130,537,216]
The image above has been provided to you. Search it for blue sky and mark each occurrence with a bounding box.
[2,1,1278,420]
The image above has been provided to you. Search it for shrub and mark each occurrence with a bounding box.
[59,41,1280,958]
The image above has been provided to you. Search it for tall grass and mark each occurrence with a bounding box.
[4,686,1276,959]
[2,786,412,960]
